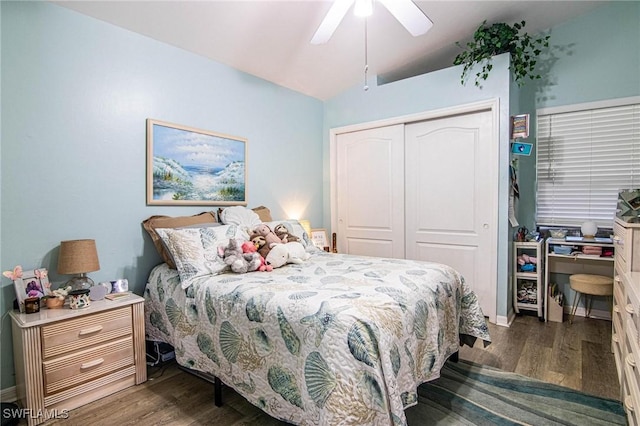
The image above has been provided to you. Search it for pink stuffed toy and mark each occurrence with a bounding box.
[242,240,272,272]
[257,255,273,272]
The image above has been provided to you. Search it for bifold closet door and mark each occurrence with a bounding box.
[335,125,405,258]
[405,109,496,317]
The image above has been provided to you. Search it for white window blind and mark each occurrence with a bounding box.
[536,101,640,228]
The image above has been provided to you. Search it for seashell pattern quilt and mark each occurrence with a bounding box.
[144,251,491,425]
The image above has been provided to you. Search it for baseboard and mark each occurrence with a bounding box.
[495,313,512,327]
[1,385,17,402]
[564,305,612,321]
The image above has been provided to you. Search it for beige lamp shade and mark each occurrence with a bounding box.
[57,239,100,274]
[299,219,312,238]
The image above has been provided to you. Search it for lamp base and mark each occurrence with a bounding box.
[65,275,95,291]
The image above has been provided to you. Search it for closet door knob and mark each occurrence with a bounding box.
[483,223,489,229]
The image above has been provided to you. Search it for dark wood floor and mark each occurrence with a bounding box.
[37,314,620,425]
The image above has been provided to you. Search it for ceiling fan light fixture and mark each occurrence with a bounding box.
[310,0,354,44]
[311,0,432,45]
[354,0,373,17]
[379,0,433,36]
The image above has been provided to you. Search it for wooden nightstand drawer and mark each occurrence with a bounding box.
[43,336,134,395]
[41,306,132,358]
[10,296,146,426]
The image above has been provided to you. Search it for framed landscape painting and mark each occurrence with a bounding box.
[146,119,247,205]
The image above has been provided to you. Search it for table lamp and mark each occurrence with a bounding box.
[299,219,312,238]
[581,221,598,239]
[57,239,100,290]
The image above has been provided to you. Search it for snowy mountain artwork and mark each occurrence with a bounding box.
[146,120,247,205]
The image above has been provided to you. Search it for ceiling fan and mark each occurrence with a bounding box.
[311,0,433,44]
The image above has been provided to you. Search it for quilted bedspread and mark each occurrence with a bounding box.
[144,251,490,425]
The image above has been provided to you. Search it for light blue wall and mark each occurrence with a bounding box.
[323,54,512,323]
[514,1,640,314]
[322,0,640,326]
[516,0,640,231]
[0,1,323,390]
[1,0,637,394]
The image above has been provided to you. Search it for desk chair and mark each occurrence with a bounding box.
[568,274,614,324]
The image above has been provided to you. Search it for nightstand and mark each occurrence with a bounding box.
[9,294,146,426]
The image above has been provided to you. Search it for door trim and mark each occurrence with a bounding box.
[329,98,499,322]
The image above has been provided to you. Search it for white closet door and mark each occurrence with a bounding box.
[336,125,405,258]
[405,110,496,318]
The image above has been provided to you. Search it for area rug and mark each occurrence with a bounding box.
[407,360,626,426]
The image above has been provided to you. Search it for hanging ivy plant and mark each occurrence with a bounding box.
[453,20,550,87]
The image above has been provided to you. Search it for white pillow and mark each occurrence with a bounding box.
[156,224,240,288]
[219,206,261,238]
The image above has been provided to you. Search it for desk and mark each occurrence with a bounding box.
[544,237,614,321]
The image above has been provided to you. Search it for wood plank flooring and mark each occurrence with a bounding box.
[35,314,620,425]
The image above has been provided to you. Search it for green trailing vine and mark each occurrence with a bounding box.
[453,20,550,87]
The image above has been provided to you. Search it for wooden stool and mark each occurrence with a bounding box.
[568,274,613,324]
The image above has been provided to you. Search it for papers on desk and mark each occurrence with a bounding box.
[565,236,613,244]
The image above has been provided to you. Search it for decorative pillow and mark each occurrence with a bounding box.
[142,211,217,269]
[155,224,239,288]
[252,206,273,222]
[217,205,273,223]
[263,220,317,252]
[219,206,262,238]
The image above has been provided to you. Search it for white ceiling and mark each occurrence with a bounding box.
[52,0,609,100]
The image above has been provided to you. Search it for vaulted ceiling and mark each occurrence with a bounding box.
[52,1,609,100]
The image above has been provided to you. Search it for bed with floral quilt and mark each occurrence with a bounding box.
[144,239,490,425]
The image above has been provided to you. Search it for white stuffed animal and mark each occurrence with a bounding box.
[265,242,310,269]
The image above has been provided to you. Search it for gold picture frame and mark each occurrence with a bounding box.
[146,119,248,206]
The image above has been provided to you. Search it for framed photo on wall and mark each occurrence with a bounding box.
[511,114,530,139]
[146,119,248,206]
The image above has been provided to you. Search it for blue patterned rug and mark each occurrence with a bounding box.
[407,360,626,425]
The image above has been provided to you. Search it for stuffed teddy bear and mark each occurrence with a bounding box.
[273,223,300,244]
[250,224,284,258]
[265,241,310,269]
[222,239,261,274]
[250,223,283,245]
[250,235,271,259]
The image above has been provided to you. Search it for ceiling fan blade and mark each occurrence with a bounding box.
[311,0,355,44]
[378,0,433,36]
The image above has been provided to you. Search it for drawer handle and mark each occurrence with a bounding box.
[81,358,104,370]
[78,325,103,336]
[627,354,636,368]
[615,275,622,283]
[613,235,622,243]
[625,396,635,412]
[626,304,635,315]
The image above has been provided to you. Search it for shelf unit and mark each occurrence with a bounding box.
[513,240,544,320]
[544,237,615,322]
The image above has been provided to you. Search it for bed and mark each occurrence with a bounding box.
[142,210,490,425]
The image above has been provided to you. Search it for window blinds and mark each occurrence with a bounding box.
[536,102,640,228]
